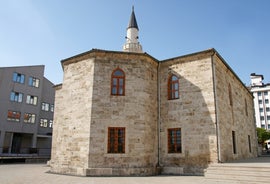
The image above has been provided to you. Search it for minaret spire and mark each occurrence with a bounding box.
[123,6,143,53]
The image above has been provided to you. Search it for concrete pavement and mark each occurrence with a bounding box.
[0,164,244,184]
[1,156,270,184]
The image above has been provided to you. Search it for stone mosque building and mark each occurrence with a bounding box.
[49,7,258,176]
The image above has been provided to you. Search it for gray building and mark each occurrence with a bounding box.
[0,65,55,156]
[249,73,270,130]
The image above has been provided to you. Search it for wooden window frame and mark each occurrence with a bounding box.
[108,127,125,154]
[168,128,182,153]
[168,74,179,100]
[111,68,125,96]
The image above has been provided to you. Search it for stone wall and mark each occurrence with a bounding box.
[159,52,217,175]
[213,55,257,162]
[49,49,257,176]
[86,51,159,176]
[50,58,95,176]
[50,50,159,176]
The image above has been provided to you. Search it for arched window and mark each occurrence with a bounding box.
[111,68,125,96]
[168,75,179,100]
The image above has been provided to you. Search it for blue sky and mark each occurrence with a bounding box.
[0,0,269,85]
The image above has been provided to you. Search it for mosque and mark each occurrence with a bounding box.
[49,7,257,176]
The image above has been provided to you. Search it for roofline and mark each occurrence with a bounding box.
[160,48,216,62]
[161,48,251,96]
[0,65,45,69]
[60,49,159,69]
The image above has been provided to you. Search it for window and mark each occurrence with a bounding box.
[228,84,233,106]
[50,104,54,112]
[258,92,262,96]
[261,124,265,129]
[10,91,23,103]
[260,116,265,121]
[28,77,40,88]
[108,127,125,153]
[259,100,263,104]
[268,124,270,130]
[40,119,48,127]
[111,68,125,96]
[266,107,270,112]
[264,91,268,96]
[13,72,25,84]
[245,99,248,116]
[168,75,179,100]
[24,113,36,123]
[49,120,53,128]
[26,95,38,105]
[232,131,237,154]
[168,128,182,153]
[248,135,251,153]
[265,99,269,104]
[267,116,270,121]
[259,108,264,113]
[7,110,21,122]
[41,102,50,111]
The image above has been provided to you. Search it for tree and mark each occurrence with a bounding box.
[256,128,270,145]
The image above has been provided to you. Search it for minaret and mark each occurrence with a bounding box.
[123,6,143,53]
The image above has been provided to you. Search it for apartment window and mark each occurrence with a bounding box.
[232,131,237,154]
[228,84,233,106]
[265,99,269,104]
[12,72,25,84]
[26,95,38,105]
[168,75,179,100]
[264,91,268,96]
[259,108,264,113]
[268,124,270,130]
[267,116,270,121]
[41,102,50,111]
[10,91,23,103]
[259,100,263,105]
[40,119,48,127]
[258,92,262,96]
[260,116,265,121]
[111,68,125,96]
[24,113,36,123]
[168,128,182,153]
[50,104,54,112]
[7,110,21,122]
[266,107,270,112]
[28,77,40,88]
[262,124,265,129]
[108,127,125,153]
[49,120,53,128]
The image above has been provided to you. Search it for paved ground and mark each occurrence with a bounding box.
[0,156,269,184]
[0,164,232,184]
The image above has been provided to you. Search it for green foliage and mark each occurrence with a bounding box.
[256,128,270,144]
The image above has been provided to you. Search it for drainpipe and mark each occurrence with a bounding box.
[211,53,221,163]
[157,61,161,169]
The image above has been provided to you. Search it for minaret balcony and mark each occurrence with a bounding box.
[123,43,143,53]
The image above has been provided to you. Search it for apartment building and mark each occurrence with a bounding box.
[250,73,270,130]
[0,65,55,156]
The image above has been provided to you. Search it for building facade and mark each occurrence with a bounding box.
[0,65,55,156]
[49,8,257,176]
[250,73,270,130]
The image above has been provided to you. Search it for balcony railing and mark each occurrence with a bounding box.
[0,147,51,157]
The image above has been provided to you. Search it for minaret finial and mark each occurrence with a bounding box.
[122,6,143,53]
